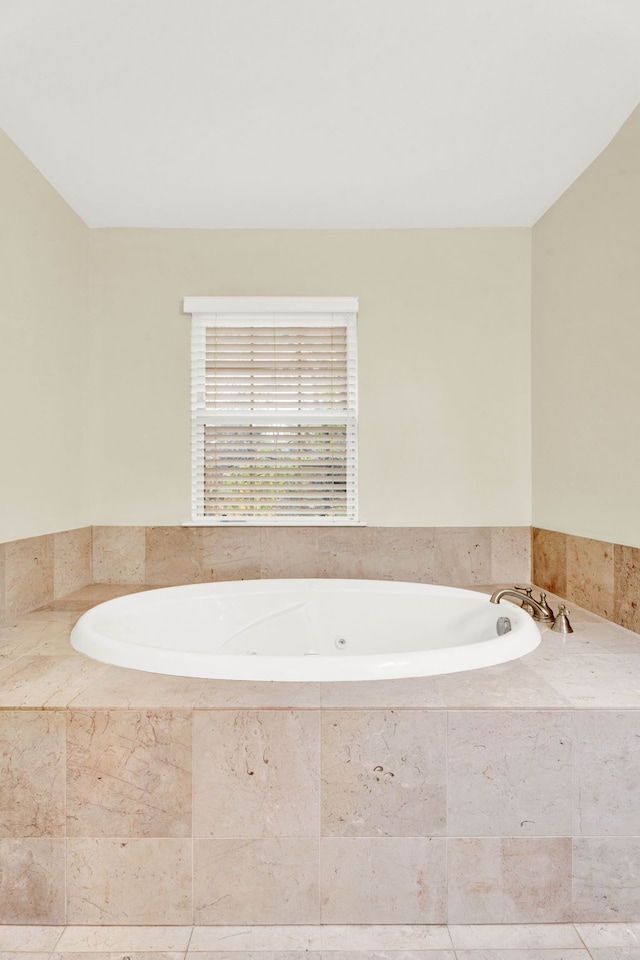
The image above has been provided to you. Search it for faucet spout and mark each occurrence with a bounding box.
[489,587,555,625]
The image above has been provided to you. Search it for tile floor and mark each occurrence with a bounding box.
[1,923,640,959]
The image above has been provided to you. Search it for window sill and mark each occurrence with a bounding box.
[182,519,367,527]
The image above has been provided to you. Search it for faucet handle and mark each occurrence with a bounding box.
[551,604,573,634]
[514,585,533,596]
[538,591,556,618]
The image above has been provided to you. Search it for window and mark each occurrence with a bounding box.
[184,297,358,524]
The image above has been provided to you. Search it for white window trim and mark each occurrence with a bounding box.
[183,296,360,526]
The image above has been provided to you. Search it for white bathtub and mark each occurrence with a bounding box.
[70,580,541,682]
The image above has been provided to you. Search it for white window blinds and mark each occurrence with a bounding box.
[184,297,358,524]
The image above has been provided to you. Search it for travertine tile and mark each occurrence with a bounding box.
[530,654,640,707]
[573,838,640,921]
[317,527,379,579]
[0,925,64,950]
[447,710,573,836]
[17,609,82,624]
[260,527,319,578]
[55,925,193,951]
[0,542,6,623]
[69,663,208,710]
[588,950,640,960]
[0,711,65,837]
[194,838,320,924]
[144,527,203,584]
[575,711,640,836]
[532,528,567,597]
[189,926,321,951]
[491,526,531,583]
[321,710,446,836]
[53,528,92,599]
[0,618,75,657]
[434,658,571,709]
[187,953,320,960]
[320,925,453,950]
[448,924,584,949]
[66,583,154,604]
[200,526,261,581]
[51,953,183,960]
[433,527,491,585]
[92,526,145,584]
[67,709,192,837]
[195,679,322,709]
[320,677,445,708]
[0,838,65,923]
[0,655,108,708]
[447,837,572,922]
[369,527,436,582]
[567,534,615,621]
[66,838,192,923]
[319,952,454,960]
[455,952,590,960]
[565,621,640,655]
[615,544,640,634]
[576,923,640,947]
[193,710,320,837]
[320,837,446,923]
[0,952,52,960]
[4,535,54,617]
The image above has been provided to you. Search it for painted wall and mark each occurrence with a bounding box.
[0,129,92,543]
[89,228,532,526]
[532,105,640,547]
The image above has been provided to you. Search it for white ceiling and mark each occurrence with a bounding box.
[1,0,639,228]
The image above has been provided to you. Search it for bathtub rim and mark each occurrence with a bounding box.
[70,579,542,682]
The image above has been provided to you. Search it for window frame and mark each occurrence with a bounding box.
[183,296,359,526]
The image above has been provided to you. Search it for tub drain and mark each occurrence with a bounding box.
[335,637,347,649]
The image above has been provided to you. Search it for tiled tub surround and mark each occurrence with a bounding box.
[91,524,532,587]
[0,524,531,621]
[1,586,640,925]
[533,527,640,632]
[0,528,92,622]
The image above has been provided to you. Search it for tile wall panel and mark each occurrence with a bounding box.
[534,527,640,632]
[1,527,92,619]
[1,523,534,601]
[447,837,573,923]
[53,527,92,598]
[100,524,530,587]
[321,710,446,837]
[320,836,447,923]
[4,534,54,617]
[0,838,65,924]
[532,527,567,597]
[447,710,573,837]
[66,709,192,838]
[194,838,320,924]
[614,543,640,633]
[66,837,193,924]
[193,709,320,838]
[566,534,615,620]
[92,525,145,584]
[0,711,65,838]
[0,541,5,622]
[0,701,639,921]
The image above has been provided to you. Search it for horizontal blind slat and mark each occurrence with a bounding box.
[190,305,357,521]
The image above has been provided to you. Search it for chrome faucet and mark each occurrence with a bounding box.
[489,586,556,625]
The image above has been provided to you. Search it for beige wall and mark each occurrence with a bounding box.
[532,105,640,548]
[89,228,532,526]
[0,129,92,543]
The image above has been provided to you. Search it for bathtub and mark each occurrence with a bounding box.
[70,579,541,682]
